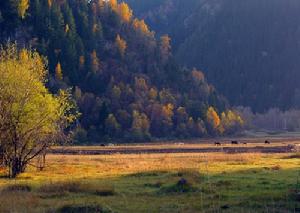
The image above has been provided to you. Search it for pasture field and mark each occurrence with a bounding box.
[0,143,299,212]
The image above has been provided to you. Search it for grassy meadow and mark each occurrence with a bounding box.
[0,150,299,212]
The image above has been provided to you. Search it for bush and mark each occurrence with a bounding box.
[158,178,198,194]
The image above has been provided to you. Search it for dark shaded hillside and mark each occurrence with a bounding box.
[0,0,244,143]
[126,0,300,112]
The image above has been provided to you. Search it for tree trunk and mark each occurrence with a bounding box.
[9,157,25,178]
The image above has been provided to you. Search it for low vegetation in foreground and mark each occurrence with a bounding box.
[0,152,299,212]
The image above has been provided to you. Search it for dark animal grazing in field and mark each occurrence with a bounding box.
[231,141,239,145]
[243,142,247,145]
[215,142,221,146]
[265,140,271,144]
[100,144,106,147]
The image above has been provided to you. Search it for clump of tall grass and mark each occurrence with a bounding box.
[39,181,82,193]
[38,181,115,196]
[2,184,32,192]
[0,190,39,213]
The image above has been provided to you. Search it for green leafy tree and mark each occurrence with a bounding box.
[0,44,78,178]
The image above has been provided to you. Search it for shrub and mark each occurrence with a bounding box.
[158,178,198,194]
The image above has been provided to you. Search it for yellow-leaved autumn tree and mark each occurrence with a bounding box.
[131,110,150,141]
[0,44,78,178]
[117,2,132,23]
[55,62,63,80]
[115,34,127,57]
[90,50,101,73]
[191,68,205,83]
[47,0,52,7]
[162,103,174,130]
[206,106,222,135]
[148,88,158,100]
[221,110,244,134]
[132,18,154,37]
[18,0,30,18]
[109,0,118,10]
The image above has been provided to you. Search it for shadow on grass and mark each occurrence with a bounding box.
[0,167,299,212]
[120,167,300,212]
[59,204,111,213]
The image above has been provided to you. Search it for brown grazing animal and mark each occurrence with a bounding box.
[231,141,239,145]
[215,142,221,146]
[265,140,271,144]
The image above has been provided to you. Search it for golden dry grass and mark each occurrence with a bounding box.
[1,152,296,183]
[0,151,299,212]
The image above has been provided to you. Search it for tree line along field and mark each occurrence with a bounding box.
[0,142,299,212]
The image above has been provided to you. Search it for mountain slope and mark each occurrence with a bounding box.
[0,0,243,142]
[126,0,300,112]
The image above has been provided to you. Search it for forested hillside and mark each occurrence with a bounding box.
[126,0,300,112]
[0,0,244,143]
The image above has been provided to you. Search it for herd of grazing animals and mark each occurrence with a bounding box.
[214,140,272,146]
[84,141,273,147]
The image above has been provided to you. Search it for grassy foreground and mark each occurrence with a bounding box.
[0,152,299,212]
